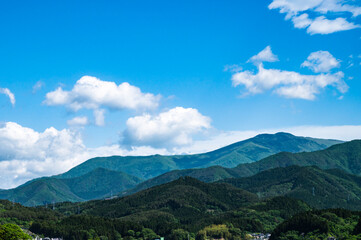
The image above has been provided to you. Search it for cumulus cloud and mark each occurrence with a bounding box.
[67,116,89,126]
[232,63,347,100]
[302,50,340,73]
[0,122,86,188]
[44,76,161,125]
[0,88,15,106]
[122,107,211,149]
[269,0,361,34]
[248,46,279,64]
[1,121,361,189]
[230,48,348,100]
[0,122,172,189]
[307,16,360,35]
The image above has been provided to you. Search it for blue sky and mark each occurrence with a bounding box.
[0,0,361,188]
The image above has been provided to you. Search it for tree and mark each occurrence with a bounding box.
[0,223,31,240]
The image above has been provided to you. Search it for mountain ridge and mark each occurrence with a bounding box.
[124,140,361,195]
[58,132,342,180]
[0,167,142,206]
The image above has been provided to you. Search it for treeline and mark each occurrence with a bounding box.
[270,208,361,239]
[30,215,159,240]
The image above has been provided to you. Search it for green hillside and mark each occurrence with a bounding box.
[123,166,240,196]
[0,168,142,206]
[233,139,361,177]
[52,177,310,236]
[223,165,361,210]
[58,132,341,180]
[128,140,361,194]
[0,133,343,206]
[270,209,361,240]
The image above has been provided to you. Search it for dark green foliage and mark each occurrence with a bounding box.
[123,166,241,196]
[135,140,361,199]
[223,165,361,210]
[0,168,142,206]
[270,209,361,239]
[270,212,329,240]
[56,177,259,229]
[51,178,310,237]
[234,139,361,177]
[250,196,311,219]
[0,199,60,228]
[29,215,147,240]
[353,218,361,235]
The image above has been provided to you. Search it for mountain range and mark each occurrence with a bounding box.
[128,139,361,195]
[0,168,141,206]
[0,132,344,206]
[58,132,341,180]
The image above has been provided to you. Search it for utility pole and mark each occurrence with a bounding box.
[312,187,315,196]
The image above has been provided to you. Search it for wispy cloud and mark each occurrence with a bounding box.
[32,81,45,93]
[0,88,15,106]
[269,0,361,34]
[67,116,89,126]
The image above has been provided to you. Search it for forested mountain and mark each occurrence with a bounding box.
[58,132,341,180]
[49,177,311,236]
[0,168,142,206]
[223,165,361,210]
[270,209,361,239]
[127,140,361,194]
[0,180,312,240]
[0,132,340,206]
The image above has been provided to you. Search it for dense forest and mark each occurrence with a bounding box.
[4,176,361,240]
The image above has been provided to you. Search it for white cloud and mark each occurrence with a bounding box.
[0,122,171,189]
[0,88,15,106]
[248,46,279,64]
[67,116,89,126]
[0,122,86,188]
[44,76,161,125]
[231,63,347,100]
[292,13,313,28]
[307,16,360,35]
[122,107,211,149]
[94,109,105,126]
[224,64,243,73]
[315,0,361,17]
[269,0,361,34]
[32,81,45,93]
[302,50,340,73]
[1,121,361,189]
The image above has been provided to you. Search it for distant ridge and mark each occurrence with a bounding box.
[0,168,142,206]
[125,140,361,195]
[59,132,341,180]
[222,165,361,210]
[0,132,342,206]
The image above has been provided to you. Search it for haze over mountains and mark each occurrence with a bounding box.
[0,132,342,206]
